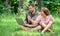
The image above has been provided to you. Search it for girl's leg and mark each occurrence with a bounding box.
[41,23,53,33]
[39,22,53,32]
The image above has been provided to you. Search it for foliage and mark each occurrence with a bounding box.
[0,0,60,16]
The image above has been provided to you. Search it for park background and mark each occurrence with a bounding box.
[0,0,60,36]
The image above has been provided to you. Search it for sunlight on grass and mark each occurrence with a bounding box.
[1,19,16,22]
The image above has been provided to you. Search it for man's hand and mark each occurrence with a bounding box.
[27,15,32,21]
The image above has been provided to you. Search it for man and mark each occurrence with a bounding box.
[21,4,41,31]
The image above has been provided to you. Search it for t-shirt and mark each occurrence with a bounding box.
[35,14,54,25]
[25,11,39,24]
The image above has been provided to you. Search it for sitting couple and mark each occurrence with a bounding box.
[21,4,55,34]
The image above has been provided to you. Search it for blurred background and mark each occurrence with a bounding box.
[0,0,60,36]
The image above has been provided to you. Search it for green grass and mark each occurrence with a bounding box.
[0,15,60,36]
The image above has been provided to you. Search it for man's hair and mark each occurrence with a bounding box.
[41,7,50,16]
[29,4,35,7]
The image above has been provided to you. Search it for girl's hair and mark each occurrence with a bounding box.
[41,7,50,16]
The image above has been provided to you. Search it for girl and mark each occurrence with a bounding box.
[35,7,55,34]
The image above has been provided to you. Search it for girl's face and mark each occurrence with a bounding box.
[41,10,46,17]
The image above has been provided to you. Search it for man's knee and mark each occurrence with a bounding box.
[35,25,41,29]
[21,25,25,29]
[38,26,41,28]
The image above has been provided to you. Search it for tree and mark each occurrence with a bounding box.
[3,0,9,15]
[18,0,25,16]
[37,0,43,9]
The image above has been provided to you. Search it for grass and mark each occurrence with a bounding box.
[0,14,60,36]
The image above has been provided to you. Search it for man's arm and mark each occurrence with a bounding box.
[24,19,37,27]
[30,19,37,26]
[24,15,38,27]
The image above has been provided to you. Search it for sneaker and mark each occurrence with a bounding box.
[40,32,44,36]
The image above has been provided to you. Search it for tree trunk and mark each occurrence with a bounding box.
[18,0,24,16]
[37,0,43,10]
[4,0,9,15]
[5,0,9,7]
[19,0,24,8]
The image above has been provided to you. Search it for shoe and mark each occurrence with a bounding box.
[40,31,44,36]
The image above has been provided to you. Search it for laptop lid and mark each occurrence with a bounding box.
[16,18,24,25]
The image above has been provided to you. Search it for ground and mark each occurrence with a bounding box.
[0,14,60,36]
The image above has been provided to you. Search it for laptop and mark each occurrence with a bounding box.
[16,18,24,25]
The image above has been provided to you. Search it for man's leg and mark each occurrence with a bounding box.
[21,25,31,31]
[30,25,41,31]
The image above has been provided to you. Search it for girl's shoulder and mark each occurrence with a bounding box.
[47,15,53,18]
[47,15,54,21]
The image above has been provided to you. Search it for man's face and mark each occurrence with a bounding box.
[29,6,34,13]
